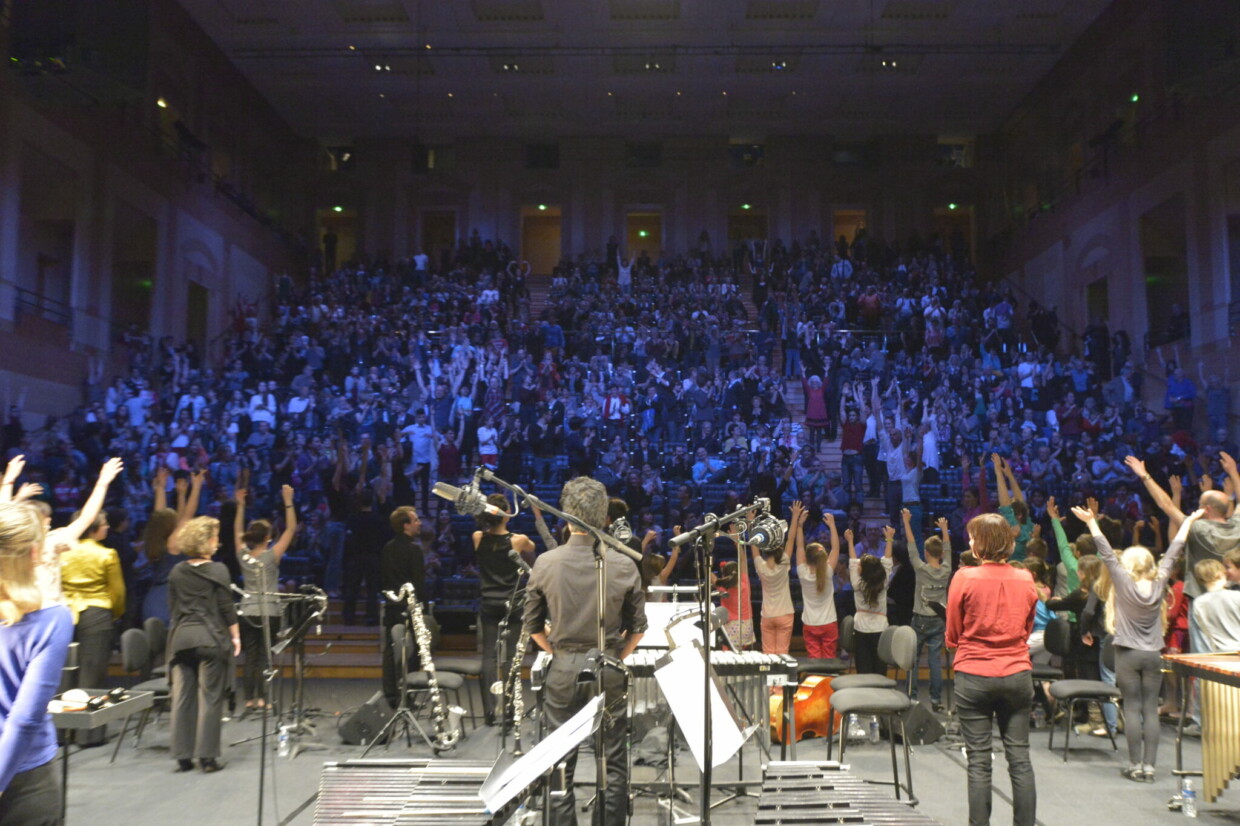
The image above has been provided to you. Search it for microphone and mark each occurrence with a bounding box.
[608,516,633,543]
[432,481,506,516]
[508,548,532,574]
[746,513,788,553]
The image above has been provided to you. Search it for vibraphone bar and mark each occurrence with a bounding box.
[314,758,516,825]
[756,762,941,825]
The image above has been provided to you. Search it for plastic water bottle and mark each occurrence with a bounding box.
[1032,706,1045,729]
[869,717,880,744]
[1182,778,1197,817]
[278,726,291,757]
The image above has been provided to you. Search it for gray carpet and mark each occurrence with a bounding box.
[62,679,1219,825]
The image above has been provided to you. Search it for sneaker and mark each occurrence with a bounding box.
[931,702,945,713]
[1182,722,1202,738]
[1141,765,1156,783]
[1119,765,1144,782]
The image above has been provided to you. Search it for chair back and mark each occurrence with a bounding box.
[120,628,150,680]
[839,614,856,656]
[144,616,167,662]
[1101,634,1116,673]
[877,625,898,665]
[1043,617,1072,659]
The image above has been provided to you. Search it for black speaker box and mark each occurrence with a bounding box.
[883,701,945,745]
[339,691,392,745]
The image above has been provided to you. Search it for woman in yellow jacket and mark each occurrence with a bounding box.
[61,512,125,693]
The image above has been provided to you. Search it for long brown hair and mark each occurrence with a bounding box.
[858,555,886,607]
[806,542,829,593]
[143,507,178,563]
[0,503,45,625]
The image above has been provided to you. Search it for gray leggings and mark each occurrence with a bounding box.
[1114,646,1163,765]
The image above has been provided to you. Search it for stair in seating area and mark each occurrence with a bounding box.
[526,273,554,320]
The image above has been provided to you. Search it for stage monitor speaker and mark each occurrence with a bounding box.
[339,691,392,745]
[883,701,945,745]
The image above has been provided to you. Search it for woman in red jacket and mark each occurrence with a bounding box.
[946,512,1039,826]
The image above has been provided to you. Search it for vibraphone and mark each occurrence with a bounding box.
[623,649,800,759]
[757,762,942,825]
[1164,652,1240,803]
[314,758,517,825]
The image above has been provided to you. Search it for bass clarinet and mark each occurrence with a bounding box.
[386,582,465,752]
[491,620,530,754]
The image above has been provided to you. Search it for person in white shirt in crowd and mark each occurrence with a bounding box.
[248,381,277,428]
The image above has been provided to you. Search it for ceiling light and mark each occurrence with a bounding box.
[607,91,613,96]
[538,204,547,211]
[722,91,728,95]
[348,45,356,51]
[333,206,343,213]
[385,64,391,72]
[772,60,787,71]
[156,97,168,108]
[375,64,382,71]
[741,204,751,210]
[425,44,432,50]
[676,91,682,96]
[379,93,386,98]
[447,92,454,98]
[892,61,898,67]
[948,203,957,210]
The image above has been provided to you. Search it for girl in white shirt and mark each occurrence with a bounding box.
[753,502,797,655]
[848,523,894,674]
[797,510,841,658]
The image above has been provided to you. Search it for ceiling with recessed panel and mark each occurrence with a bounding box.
[174,0,1112,140]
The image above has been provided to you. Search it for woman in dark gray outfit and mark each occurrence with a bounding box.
[167,516,239,773]
[1073,506,1202,783]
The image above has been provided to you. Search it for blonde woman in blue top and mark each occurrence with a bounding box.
[0,502,73,825]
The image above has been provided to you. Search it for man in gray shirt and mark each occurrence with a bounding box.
[524,476,647,826]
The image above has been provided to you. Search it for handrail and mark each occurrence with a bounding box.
[14,286,71,327]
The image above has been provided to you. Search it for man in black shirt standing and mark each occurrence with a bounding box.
[524,477,647,826]
[379,505,425,708]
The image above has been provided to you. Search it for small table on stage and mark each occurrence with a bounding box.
[52,689,155,822]
[1163,652,1240,803]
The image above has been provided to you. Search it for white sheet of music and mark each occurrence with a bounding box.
[653,644,749,772]
[479,694,603,813]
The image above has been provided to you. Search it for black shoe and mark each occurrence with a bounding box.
[484,713,497,727]
[174,759,195,773]
[200,758,225,773]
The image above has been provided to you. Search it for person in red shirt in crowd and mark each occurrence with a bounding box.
[946,512,1039,826]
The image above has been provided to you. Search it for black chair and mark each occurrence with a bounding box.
[828,625,918,804]
[1044,622,1121,761]
[122,629,172,752]
[831,623,899,691]
[143,616,168,679]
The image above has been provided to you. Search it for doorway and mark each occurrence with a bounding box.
[931,206,975,261]
[186,281,208,353]
[832,209,867,245]
[316,207,357,272]
[420,209,456,269]
[625,212,662,261]
[520,206,562,276]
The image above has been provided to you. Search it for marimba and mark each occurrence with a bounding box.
[1164,652,1240,803]
[757,761,942,824]
[314,758,517,825]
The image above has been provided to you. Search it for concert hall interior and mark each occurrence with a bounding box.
[1,1,1240,825]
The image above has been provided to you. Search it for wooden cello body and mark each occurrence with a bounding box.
[770,674,842,744]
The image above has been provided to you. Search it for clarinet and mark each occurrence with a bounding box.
[386,583,464,752]
[492,620,531,754]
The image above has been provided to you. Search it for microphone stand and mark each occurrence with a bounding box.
[478,469,637,826]
[668,498,768,826]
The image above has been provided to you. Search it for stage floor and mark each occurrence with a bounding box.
[64,679,1225,826]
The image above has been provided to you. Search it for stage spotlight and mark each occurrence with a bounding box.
[156,97,168,108]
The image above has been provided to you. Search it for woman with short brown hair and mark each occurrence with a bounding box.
[946,512,1039,825]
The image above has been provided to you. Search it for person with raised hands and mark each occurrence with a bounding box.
[233,484,297,715]
[796,508,840,658]
[753,500,796,655]
[1071,503,1200,783]
[905,511,950,710]
[848,521,894,675]
[32,457,124,609]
